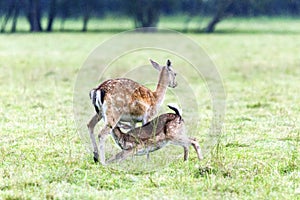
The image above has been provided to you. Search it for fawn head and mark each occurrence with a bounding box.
[150,59,177,88]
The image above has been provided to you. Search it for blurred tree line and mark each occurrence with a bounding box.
[0,0,299,33]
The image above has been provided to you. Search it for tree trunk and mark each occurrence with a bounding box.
[82,15,89,32]
[205,14,221,33]
[82,1,91,32]
[205,0,234,33]
[11,3,20,33]
[0,1,15,32]
[46,0,57,32]
[131,0,161,28]
[182,0,203,33]
[28,0,42,32]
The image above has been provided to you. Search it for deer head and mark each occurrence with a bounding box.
[150,59,177,88]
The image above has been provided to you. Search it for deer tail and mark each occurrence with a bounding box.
[89,89,106,115]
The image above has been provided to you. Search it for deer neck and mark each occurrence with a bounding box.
[155,67,168,105]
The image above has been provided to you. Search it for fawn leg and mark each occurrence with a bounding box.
[106,149,134,164]
[87,114,101,162]
[190,138,203,160]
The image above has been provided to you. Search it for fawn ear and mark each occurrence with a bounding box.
[150,59,162,71]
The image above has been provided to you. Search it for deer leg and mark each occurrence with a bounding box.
[183,146,189,161]
[142,111,152,125]
[98,125,112,165]
[87,114,101,162]
[190,138,203,160]
[170,135,202,161]
[147,151,150,160]
[106,149,134,164]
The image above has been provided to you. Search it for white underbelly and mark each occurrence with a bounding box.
[135,141,169,156]
[120,114,143,122]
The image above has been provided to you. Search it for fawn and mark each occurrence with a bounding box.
[106,104,203,163]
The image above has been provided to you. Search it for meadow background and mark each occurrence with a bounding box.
[1,1,300,199]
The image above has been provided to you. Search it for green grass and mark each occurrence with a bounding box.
[1,18,300,199]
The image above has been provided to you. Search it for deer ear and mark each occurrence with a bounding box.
[150,59,162,71]
[167,60,171,67]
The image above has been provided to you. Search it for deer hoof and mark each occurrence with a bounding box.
[93,152,99,163]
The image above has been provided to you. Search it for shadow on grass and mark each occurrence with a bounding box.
[195,165,232,178]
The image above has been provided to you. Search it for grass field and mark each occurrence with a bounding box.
[1,18,300,199]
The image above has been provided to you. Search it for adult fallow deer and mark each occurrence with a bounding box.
[88,59,177,164]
